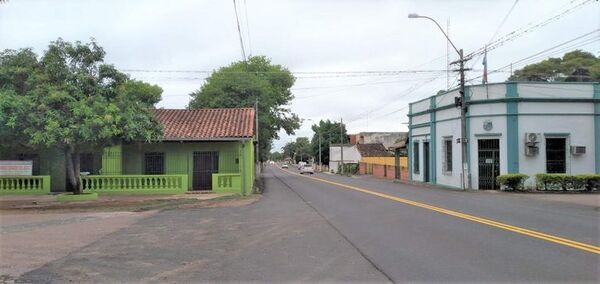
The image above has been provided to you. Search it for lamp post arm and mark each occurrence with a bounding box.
[418,16,460,56]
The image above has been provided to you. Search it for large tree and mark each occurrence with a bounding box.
[310,119,347,165]
[282,137,311,163]
[0,39,163,193]
[509,50,600,82]
[188,56,301,162]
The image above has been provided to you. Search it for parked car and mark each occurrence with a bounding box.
[282,164,289,169]
[300,164,315,174]
[297,161,306,170]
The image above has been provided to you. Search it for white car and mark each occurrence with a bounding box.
[282,164,289,169]
[300,165,315,174]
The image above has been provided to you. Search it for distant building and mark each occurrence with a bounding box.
[349,132,408,149]
[407,82,599,190]
[329,144,361,173]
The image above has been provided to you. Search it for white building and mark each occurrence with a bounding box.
[408,82,599,190]
[329,144,361,173]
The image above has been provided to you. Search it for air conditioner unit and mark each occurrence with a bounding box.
[525,146,539,157]
[571,146,586,155]
[525,133,541,144]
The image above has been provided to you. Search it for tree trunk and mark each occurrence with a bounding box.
[65,146,82,194]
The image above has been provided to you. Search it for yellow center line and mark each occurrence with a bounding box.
[279,167,600,255]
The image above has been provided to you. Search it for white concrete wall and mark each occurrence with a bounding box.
[519,83,593,99]
[411,98,430,114]
[435,89,459,108]
[435,117,462,188]
[518,115,596,186]
[329,145,361,173]
[408,82,597,190]
[470,84,506,101]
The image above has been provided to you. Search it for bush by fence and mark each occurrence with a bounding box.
[338,164,359,176]
[536,173,600,191]
[496,174,529,191]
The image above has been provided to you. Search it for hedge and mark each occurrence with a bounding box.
[496,174,529,191]
[536,173,600,191]
[338,164,359,176]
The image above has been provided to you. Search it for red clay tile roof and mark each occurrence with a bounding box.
[151,108,255,140]
[356,143,393,157]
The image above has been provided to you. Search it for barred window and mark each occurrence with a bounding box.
[144,152,165,175]
[443,139,453,173]
[413,142,420,174]
[79,153,101,175]
[546,138,566,173]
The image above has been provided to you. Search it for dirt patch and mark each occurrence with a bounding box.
[0,193,260,214]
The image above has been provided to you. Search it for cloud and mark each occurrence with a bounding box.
[1,0,597,152]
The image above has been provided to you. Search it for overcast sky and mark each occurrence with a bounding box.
[1,0,598,151]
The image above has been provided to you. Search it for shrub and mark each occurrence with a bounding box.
[535,174,567,191]
[536,173,600,191]
[338,164,359,176]
[575,174,600,191]
[496,174,529,191]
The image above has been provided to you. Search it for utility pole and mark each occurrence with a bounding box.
[318,131,322,172]
[254,99,260,172]
[409,13,471,190]
[340,118,344,175]
[456,49,470,190]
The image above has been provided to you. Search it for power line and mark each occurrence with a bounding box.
[243,0,253,57]
[467,0,596,59]
[232,0,247,61]
[345,75,446,124]
[121,69,453,74]
[292,76,442,91]
[466,29,600,83]
[470,0,520,70]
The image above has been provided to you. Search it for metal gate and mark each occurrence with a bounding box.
[193,151,219,190]
[478,139,500,190]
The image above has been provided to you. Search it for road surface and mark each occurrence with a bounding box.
[15,165,600,283]
[271,165,599,282]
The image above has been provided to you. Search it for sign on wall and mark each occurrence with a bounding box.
[0,160,33,176]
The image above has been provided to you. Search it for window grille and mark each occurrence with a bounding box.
[144,152,165,175]
[443,139,453,173]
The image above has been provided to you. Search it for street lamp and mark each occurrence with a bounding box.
[408,13,470,190]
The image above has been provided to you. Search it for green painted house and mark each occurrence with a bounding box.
[0,107,256,195]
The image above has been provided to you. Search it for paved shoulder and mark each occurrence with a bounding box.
[20,170,390,283]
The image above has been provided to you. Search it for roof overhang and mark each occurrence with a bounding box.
[160,137,252,142]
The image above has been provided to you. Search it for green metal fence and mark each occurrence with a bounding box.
[0,176,51,195]
[81,174,188,195]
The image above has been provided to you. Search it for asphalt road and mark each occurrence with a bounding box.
[273,166,600,282]
[17,165,599,283]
